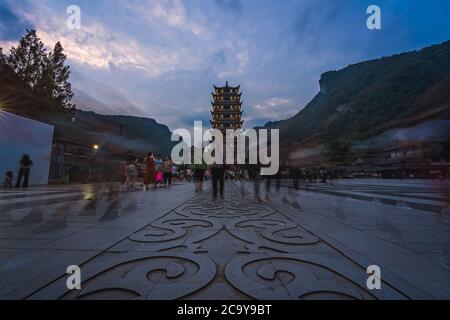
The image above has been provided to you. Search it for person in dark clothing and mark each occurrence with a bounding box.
[211,165,226,200]
[293,169,300,191]
[193,162,207,193]
[289,166,301,210]
[4,171,13,188]
[16,155,33,188]
[264,175,272,201]
[249,165,262,203]
[320,167,328,184]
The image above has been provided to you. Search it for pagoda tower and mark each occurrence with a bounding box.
[211,81,244,132]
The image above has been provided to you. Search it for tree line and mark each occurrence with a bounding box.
[0,29,75,111]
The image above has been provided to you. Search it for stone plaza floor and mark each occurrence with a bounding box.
[0,180,450,300]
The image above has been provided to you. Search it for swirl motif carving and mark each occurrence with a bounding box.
[63,253,216,300]
[225,255,375,300]
[227,218,320,249]
[129,218,218,243]
[176,201,275,218]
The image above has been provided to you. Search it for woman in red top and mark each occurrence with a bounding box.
[144,153,156,191]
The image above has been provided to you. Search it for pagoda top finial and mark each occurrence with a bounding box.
[213,81,240,91]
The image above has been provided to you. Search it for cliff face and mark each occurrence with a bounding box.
[267,40,450,156]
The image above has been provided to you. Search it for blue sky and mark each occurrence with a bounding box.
[1,0,450,130]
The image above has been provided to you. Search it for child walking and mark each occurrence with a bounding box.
[4,171,13,189]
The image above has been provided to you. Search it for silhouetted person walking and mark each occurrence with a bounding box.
[194,161,207,193]
[16,155,33,189]
[250,165,262,203]
[211,164,225,200]
[320,167,328,184]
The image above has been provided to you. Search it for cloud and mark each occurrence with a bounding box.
[5,0,184,75]
[38,26,182,75]
[254,98,293,111]
[250,98,298,126]
[125,0,207,37]
[2,0,450,131]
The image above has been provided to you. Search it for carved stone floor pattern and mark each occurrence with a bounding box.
[31,184,408,300]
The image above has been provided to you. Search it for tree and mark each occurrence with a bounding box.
[0,47,6,65]
[8,29,47,89]
[7,30,75,111]
[36,42,75,110]
[49,42,75,110]
[35,52,53,98]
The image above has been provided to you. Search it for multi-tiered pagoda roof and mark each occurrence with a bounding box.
[210,81,244,132]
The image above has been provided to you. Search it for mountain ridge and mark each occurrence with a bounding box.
[265,39,450,162]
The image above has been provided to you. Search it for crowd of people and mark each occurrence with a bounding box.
[120,153,173,191]
[117,150,339,204]
[118,152,234,200]
[118,153,209,193]
[3,153,335,205]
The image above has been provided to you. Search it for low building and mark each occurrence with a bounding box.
[49,138,124,184]
[49,138,94,184]
[0,111,54,186]
[343,139,450,179]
